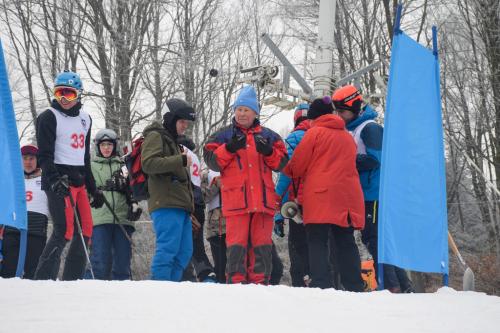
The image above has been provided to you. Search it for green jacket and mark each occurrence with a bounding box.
[91,155,133,228]
[141,121,194,213]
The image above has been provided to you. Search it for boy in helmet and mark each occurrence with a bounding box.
[0,145,49,279]
[34,71,104,280]
[87,129,141,280]
[333,84,413,293]
[141,98,195,281]
[203,85,288,284]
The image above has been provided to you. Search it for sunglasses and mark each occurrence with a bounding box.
[54,87,80,102]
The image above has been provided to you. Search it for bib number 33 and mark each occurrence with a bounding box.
[71,133,85,149]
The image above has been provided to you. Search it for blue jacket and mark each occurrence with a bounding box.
[274,121,310,222]
[346,105,382,201]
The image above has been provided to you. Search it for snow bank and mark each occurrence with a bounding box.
[1,279,499,333]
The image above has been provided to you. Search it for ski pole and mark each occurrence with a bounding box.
[102,196,134,245]
[65,184,95,280]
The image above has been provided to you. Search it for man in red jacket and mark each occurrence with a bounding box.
[204,85,288,284]
[283,96,365,290]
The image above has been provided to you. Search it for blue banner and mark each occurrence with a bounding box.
[378,31,448,274]
[0,39,28,276]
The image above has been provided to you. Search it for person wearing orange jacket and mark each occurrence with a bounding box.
[283,96,365,291]
[203,85,288,284]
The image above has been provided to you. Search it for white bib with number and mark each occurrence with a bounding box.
[350,119,376,155]
[25,176,49,216]
[182,146,201,187]
[49,107,90,166]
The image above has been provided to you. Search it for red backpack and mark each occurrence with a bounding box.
[124,137,149,201]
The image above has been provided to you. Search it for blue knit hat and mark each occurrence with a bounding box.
[233,85,259,115]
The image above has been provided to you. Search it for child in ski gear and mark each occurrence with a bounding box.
[34,71,103,281]
[1,145,49,279]
[178,135,216,283]
[283,96,365,291]
[333,85,413,293]
[86,128,138,280]
[141,98,195,281]
[274,103,311,287]
[202,170,227,283]
[203,85,288,284]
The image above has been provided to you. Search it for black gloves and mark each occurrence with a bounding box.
[103,170,128,192]
[50,176,70,198]
[225,134,246,153]
[254,135,273,156]
[90,189,105,209]
[127,202,143,221]
[274,219,285,237]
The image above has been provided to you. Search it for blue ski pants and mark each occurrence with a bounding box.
[150,208,193,281]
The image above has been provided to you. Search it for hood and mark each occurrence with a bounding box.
[293,119,311,132]
[346,105,378,131]
[144,120,170,137]
[312,114,346,130]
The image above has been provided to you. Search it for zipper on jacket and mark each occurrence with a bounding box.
[236,155,242,170]
[109,161,116,224]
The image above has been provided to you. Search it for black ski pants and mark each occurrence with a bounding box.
[306,223,364,291]
[288,221,309,287]
[269,243,283,285]
[208,234,227,283]
[183,204,214,281]
[34,190,89,281]
[362,201,412,291]
[1,231,46,279]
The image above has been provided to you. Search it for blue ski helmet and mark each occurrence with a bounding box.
[54,70,83,91]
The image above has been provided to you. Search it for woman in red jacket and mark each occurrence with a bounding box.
[204,85,288,284]
[283,96,365,290]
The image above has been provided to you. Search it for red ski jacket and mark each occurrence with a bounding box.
[283,114,365,229]
[204,119,288,217]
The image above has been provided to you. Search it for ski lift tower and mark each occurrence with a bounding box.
[313,0,337,97]
[237,0,339,104]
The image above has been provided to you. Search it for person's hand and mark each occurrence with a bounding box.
[191,214,201,234]
[90,189,105,209]
[274,219,285,237]
[127,202,143,221]
[254,135,273,156]
[50,176,70,198]
[225,134,246,153]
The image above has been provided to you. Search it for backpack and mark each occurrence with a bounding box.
[124,137,149,201]
[124,130,176,201]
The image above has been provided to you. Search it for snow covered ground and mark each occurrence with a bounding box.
[1,278,499,333]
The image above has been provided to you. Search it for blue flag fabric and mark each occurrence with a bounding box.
[0,39,28,276]
[378,31,448,274]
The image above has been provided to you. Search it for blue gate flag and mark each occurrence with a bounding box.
[378,29,448,274]
[0,39,28,276]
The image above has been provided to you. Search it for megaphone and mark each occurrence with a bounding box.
[280,201,303,224]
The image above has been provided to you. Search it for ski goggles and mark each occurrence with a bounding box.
[94,129,119,143]
[54,87,80,102]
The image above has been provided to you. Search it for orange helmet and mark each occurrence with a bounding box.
[332,85,363,113]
